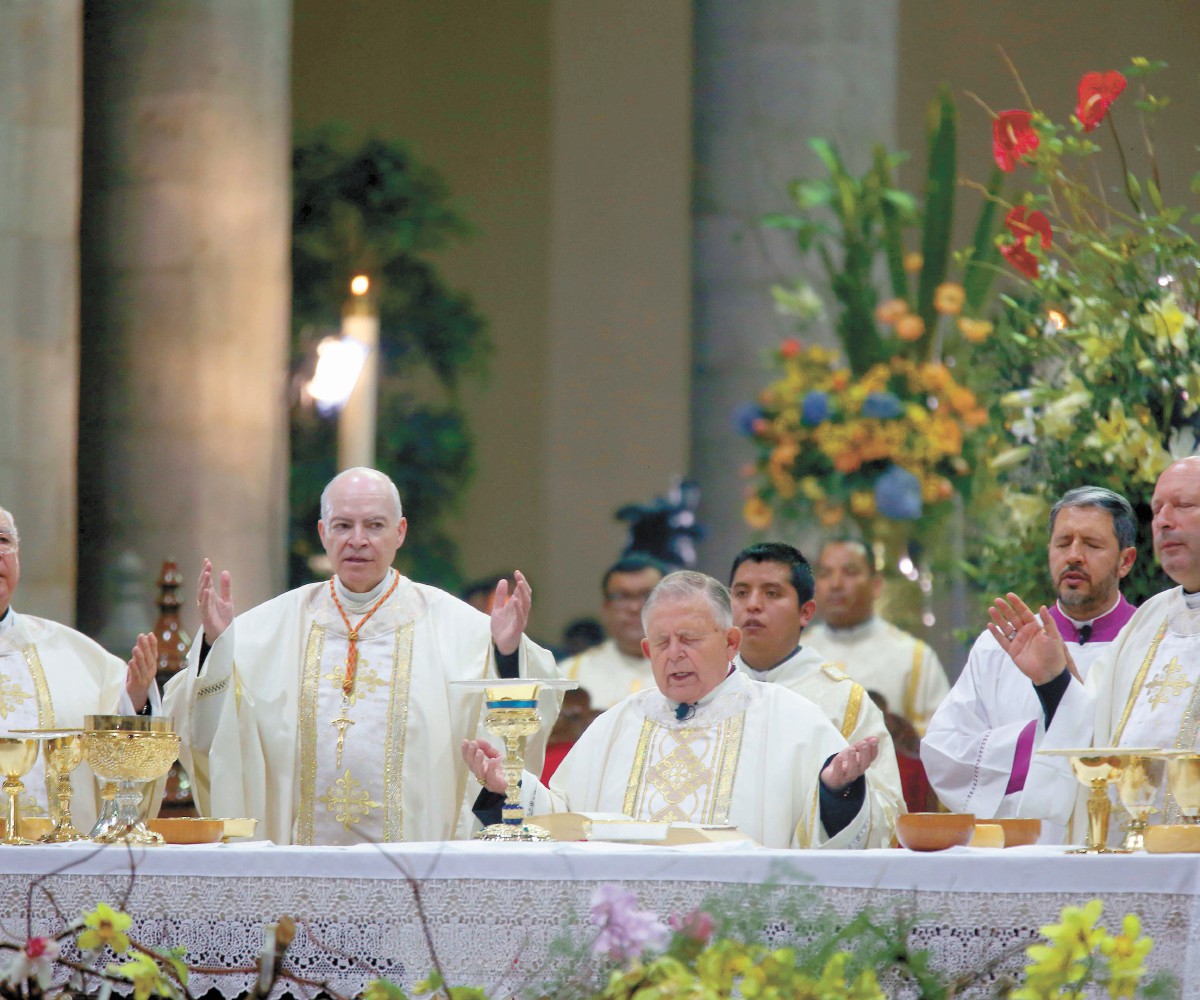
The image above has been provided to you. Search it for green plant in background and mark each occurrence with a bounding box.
[289,126,488,591]
[965,57,1199,608]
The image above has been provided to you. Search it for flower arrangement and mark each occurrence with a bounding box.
[966,55,1199,605]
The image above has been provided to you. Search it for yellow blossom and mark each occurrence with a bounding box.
[933,282,965,315]
[895,314,925,341]
[78,903,132,954]
[106,953,171,1000]
[874,298,909,325]
[850,491,876,518]
[957,316,993,343]
[903,251,923,273]
[743,496,773,530]
[1138,293,1197,354]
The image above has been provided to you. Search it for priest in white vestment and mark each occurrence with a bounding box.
[562,554,664,708]
[805,540,948,734]
[163,468,559,845]
[464,571,879,849]
[727,542,903,847]
[0,505,158,832]
[923,487,1137,842]
[988,459,1200,843]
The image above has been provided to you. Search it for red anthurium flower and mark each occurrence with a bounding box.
[1004,206,1052,249]
[1076,70,1126,132]
[1001,240,1041,279]
[992,110,1039,172]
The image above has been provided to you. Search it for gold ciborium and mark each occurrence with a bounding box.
[1115,752,1166,852]
[0,737,40,845]
[1039,747,1156,853]
[11,730,87,842]
[1165,753,1200,824]
[82,716,179,845]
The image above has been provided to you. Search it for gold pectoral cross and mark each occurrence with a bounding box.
[332,700,355,767]
[1146,657,1192,709]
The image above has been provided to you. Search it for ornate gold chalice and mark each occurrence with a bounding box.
[1115,752,1167,852]
[452,677,577,842]
[1039,747,1158,853]
[82,716,179,845]
[1164,752,1200,823]
[10,730,87,842]
[0,736,40,845]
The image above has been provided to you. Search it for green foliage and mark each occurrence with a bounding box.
[289,125,489,590]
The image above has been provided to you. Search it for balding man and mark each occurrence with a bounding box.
[0,505,157,831]
[164,468,558,845]
[991,458,1200,842]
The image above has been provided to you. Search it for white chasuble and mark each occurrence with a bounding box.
[0,612,127,830]
[528,670,870,850]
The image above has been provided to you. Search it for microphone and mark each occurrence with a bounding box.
[674,702,697,721]
[1077,623,1093,645]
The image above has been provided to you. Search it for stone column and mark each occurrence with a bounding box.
[0,0,82,620]
[691,0,899,572]
[78,1,292,635]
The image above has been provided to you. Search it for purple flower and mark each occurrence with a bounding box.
[732,402,764,437]
[862,391,903,420]
[801,390,831,426]
[875,464,923,520]
[590,884,671,962]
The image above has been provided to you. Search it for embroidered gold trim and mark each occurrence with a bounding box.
[841,684,864,740]
[196,677,229,700]
[623,718,656,817]
[382,622,415,842]
[1112,619,1170,745]
[22,645,56,813]
[296,622,327,846]
[709,713,745,824]
[903,641,923,722]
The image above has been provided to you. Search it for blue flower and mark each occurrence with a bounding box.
[801,391,831,426]
[732,402,763,437]
[875,464,923,520]
[862,392,903,420]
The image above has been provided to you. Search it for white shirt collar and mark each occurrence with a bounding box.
[332,569,395,613]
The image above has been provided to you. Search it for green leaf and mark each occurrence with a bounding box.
[760,213,808,231]
[808,137,844,179]
[963,167,1004,312]
[874,145,910,300]
[916,84,957,343]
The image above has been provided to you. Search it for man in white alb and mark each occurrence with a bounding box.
[463,571,879,850]
[990,457,1200,842]
[805,539,949,734]
[562,553,665,709]
[728,542,904,847]
[163,468,559,845]
[922,486,1137,841]
[0,505,158,831]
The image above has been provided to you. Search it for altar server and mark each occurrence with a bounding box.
[990,458,1200,843]
[728,542,904,847]
[0,505,158,830]
[164,468,559,845]
[464,571,877,849]
[923,487,1136,841]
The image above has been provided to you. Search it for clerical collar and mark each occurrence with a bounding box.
[1046,595,1136,644]
[672,664,735,720]
[1055,594,1121,630]
[333,569,396,612]
[1184,589,1200,610]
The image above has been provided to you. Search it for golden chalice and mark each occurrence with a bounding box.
[0,737,40,845]
[82,716,179,845]
[10,730,87,842]
[1115,752,1166,852]
[1165,753,1200,824]
[1039,747,1157,853]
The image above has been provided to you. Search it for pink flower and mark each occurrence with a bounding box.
[589,884,671,962]
[3,937,61,989]
[668,909,715,944]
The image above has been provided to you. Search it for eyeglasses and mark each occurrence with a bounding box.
[0,533,18,555]
[604,590,654,607]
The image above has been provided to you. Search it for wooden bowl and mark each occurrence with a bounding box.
[1144,824,1200,853]
[896,812,975,851]
[994,818,1042,847]
[146,818,224,844]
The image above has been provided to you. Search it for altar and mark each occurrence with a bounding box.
[2,841,1197,997]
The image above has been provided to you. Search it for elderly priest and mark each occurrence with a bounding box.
[164,467,559,845]
[463,570,878,849]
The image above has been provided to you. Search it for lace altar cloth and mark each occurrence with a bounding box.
[1,841,1198,997]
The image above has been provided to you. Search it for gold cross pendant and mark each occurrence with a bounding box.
[332,708,355,767]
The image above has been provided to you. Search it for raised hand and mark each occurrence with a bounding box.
[197,559,234,642]
[126,632,158,713]
[490,569,531,656]
[987,592,1069,684]
[461,737,508,794]
[820,736,879,792]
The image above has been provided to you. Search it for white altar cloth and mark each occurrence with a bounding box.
[0,841,1195,996]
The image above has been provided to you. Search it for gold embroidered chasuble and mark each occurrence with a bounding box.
[0,612,126,829]
[530,670,870,849]
[164,572,560,845]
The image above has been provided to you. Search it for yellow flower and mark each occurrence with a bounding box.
[850,491,876,518]
[743,496,773,530]
[903,251,923,273]
[1138,293,1197,354]
[957,316,993,343]
[1040,389,1093,440]
[106,954,172,1000]
[874,298,909,325]
[77,903,132,954]
[895,314,925,342]
[990,446,1031,471]
[933,282,965,315]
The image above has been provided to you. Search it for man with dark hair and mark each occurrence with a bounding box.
[562,553,667,708]
[923,485,1137,841]
[805,538,949,734]
[729,542,904,846]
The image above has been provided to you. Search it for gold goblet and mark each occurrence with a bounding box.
[0,737,40,845]
[82,716,179,845]
[1115,752,1166,851]
[10,730,87,842]
[1165,753,1200,824]
[476,682,552,842]
[1069,752,1127,853]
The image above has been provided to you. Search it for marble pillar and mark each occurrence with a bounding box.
[0,0,83,620]
[78,1,292,634]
